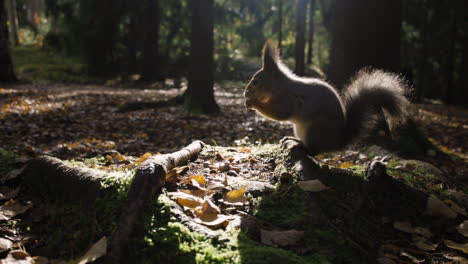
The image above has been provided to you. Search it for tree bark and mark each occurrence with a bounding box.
[328,0,402,89]
[294,0,307,75]
[306,0,315,65]
[5,0,18,46]
[0,0,17,82]
[106,141,204,264]
[141,0,161,81]
[277,0,283,52]
[185,0,219,114]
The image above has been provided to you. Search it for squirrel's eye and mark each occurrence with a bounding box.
[251,79,259,86]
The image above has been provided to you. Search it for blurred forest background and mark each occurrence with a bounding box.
[1,0,467,109]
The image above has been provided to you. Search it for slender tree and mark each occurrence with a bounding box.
[184,0,219,114]
[328,0,402,89]
[0,0,17,82]
[141,0,161,81]
[294,0,307,75]
[306,0,315,65]
[277,0,283,51]
[5,0,18,46]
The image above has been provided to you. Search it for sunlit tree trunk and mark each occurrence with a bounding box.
[185,0,219,114]
[328,0,402,89]
[141,0,161,81]
[277,0,282,52]
[294,0,307,75]
[306,0,315,65]
[0,0,17,82]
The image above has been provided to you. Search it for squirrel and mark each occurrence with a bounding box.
[244,40,410,155]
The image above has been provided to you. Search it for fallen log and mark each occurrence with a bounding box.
[104,140,204,264]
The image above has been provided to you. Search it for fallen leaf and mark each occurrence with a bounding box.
[0,200,32,221]
[457,220,468,237]
[393,221,414,234]
[338,161,354,169]
[186,175,207,187]
[181,189,214,198]
[0,238,13,252]
[77,236,107,264]
[444,240,468,254]
[166,166,188,182]
[194,214,231,229]
[412,236,437,251]
[194,200,221,222]
[168,192,204,208]
[0,187,20,200]
[297,180,330,192]
[260,229,304,247]
[225,187,247,203]
[413,227,432,238]
[425,194,457,218]
[1,167,25,183]
[0,250,33,264]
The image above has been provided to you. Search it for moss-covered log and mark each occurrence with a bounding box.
[105,140,204,263]
[21,155,107,203]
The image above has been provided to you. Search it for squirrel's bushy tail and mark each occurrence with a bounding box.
[342,69,410,146]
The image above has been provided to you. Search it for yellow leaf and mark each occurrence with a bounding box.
[137,153,152,163]
[194,200,221,222]
[225,187,247,203]
[338,161,354,169]
[187,175,207,187]
[168,192,204,208]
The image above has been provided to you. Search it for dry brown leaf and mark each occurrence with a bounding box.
[225,187,247,204]
[457,220,468,237]
[168,192,204,208]
[0,238,13,252]
[297,180,330,192]
[0,200,32,221]
[0,187,20,201]
[194,214,231,229]
[412,236,437,251]
[444,240,468,254]
[77,236,107,264]
[413,227,432,238]
[194,200,221,222]
[0,250,33,264]
[260,229,304,247]
[425,194,457,218]
[166,166,188,182]
[393,221,414,233]
[181,189,214,198]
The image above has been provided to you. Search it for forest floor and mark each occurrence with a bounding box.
[0,80,467,264]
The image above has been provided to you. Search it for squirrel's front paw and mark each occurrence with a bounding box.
[280,136,304,151]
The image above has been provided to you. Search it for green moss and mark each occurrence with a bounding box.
[0,148,17,177]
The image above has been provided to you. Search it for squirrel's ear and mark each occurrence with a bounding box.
[262,40,280,74]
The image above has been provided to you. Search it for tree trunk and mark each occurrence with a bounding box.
[456,10,468,105]
[277,0,283,52]
[294,0,307,75]
[5,0,18,46]
[0,0,17,82]
[328,0,402,89]
[141,0,160,81]
[306,0,315,65]
[415,3,429,101]
[185,0,219,114]
[444,19,457,104]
